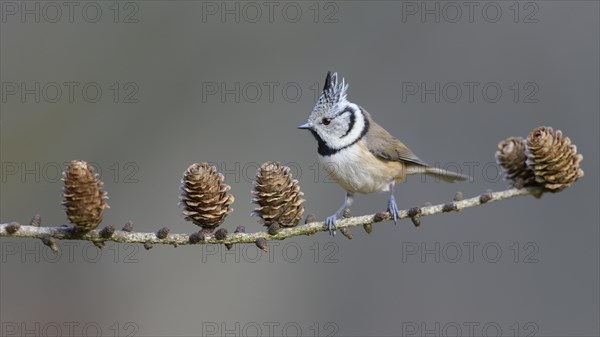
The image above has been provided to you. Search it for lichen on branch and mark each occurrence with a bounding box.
[1,187,541,252]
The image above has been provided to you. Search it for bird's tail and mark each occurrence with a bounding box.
[406,165,470,183]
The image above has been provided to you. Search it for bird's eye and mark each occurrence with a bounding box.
[322,118,332,125]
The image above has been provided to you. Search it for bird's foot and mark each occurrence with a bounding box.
[388,195,399,225]
[325,214,338,236]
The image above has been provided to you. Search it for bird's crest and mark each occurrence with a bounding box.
[311,71,349,118]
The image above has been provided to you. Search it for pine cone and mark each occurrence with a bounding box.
[62,160,109,234]
[495,137,537,188]
[252,162,305,227]
[526,126,584,192]
[180,163,234,231]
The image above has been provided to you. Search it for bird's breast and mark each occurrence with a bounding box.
[318,141,405,194]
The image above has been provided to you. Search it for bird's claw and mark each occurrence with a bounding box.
[325,215,337,236]
[388,195,399,225]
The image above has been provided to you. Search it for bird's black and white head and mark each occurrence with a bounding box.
[298,72,368,156]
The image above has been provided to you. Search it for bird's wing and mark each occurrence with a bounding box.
[364,121,429,167]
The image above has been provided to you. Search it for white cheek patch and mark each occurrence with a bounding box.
[332,120,346,134]
[334,105,365,149]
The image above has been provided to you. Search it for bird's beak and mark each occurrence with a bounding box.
[298,122,312,130]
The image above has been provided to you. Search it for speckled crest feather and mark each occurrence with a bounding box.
[310,71,349,119]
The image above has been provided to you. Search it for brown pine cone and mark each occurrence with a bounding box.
[526,126,584,192]
[495,136,537,188]
[180,163,234,231]
[62,160,109,234]
[252,162,305,227]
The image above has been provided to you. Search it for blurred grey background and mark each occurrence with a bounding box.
[1,1,598,336]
